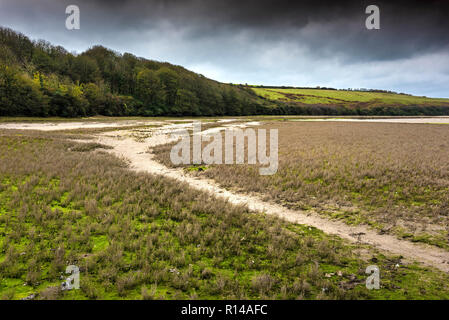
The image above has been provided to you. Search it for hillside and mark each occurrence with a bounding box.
[0,27,273,117]
[1,26,449,117]
[251,87,449,116]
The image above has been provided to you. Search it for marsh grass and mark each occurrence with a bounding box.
[153,122,449,248]
[69,143,113,152]
[0,131,449,300]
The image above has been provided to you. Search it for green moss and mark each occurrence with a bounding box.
[91,235,109,253]
[185,165,208,172]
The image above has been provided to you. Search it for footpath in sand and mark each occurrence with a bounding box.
[88,121,449,273]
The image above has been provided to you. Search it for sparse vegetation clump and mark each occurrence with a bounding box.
[69,142,113,152]
[1,130,449,299]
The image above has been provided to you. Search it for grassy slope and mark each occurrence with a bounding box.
[251,87,449,108]
[1,131,449,299]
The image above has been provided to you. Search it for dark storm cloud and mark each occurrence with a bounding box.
[8,0,447,60]
[66,0,449,61]
[0,0,448,97]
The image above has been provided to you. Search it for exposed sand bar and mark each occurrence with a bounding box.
[2,117,449,131]
[0,121,165,131]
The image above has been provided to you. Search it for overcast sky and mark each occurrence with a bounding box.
[1,0,448,97]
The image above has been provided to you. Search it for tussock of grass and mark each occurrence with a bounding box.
[69,143,113,152]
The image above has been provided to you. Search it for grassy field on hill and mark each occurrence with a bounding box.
[251,87,449,112]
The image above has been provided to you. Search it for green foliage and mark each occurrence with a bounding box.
[0,27,270,118]
[136,69,164,115]
[165,121,449,248]
[0,65,48,116]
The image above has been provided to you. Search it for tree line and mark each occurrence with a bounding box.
[0,27,275,117]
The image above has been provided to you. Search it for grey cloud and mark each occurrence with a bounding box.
[0,0,448,97]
